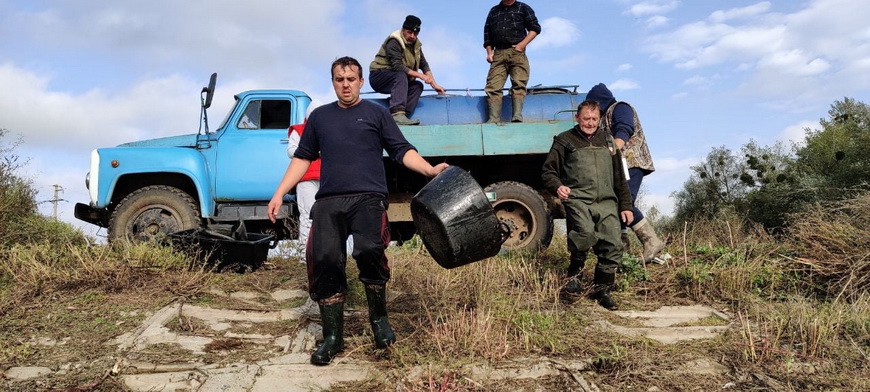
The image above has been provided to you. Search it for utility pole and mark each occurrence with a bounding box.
[50,184,66,220]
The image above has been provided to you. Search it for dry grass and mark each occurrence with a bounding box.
[2,194,870,390]
[386,241,573,365]
[0,240,216,317]
[788,192,870,300]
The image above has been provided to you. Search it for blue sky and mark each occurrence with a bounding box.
[1,0,868,236]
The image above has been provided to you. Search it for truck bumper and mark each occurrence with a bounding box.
[74,202,110,227]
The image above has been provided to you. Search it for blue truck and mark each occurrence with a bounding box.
[74,74,586,252]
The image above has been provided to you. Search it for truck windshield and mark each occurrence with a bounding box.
[214,99,239,132]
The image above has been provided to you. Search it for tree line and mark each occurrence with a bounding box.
[668,97,870,233]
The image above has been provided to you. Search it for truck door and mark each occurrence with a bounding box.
[213,98,294,201]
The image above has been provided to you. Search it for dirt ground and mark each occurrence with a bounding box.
[0,252,864,391]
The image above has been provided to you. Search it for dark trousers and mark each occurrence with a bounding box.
[625,167,646,228]
[306,194,391,302]
[369,69,424,114]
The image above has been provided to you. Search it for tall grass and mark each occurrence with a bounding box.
[736,297,870,363]
[788,192,870,301]
[0,239,212,316]
[387,239,580,365]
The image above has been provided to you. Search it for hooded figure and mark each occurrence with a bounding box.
[585,83,665,264]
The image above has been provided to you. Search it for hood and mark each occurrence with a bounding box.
[117,133,200,148]
[586,83,616,111]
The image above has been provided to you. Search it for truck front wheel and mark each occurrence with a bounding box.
[483,181,553,252]
[108,185,201,244]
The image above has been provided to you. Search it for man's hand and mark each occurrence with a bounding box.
[486,48,494,63]
[267,195,284,223]
[428,162,450,177]
[513,43,526,52]
[431,81,446,95]
[615,138,626,150]
[557,185,570,200]
[620,210,634,225]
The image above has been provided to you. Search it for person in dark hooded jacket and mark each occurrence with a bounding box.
[585,83,665,264]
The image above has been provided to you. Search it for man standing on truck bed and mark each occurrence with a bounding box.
[369,15,445,126]
[586,83,665,264]
[268,56,448,366]
[483,0,541,123]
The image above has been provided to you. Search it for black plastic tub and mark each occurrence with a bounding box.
[167,228,274,273]
[411,166,505,269]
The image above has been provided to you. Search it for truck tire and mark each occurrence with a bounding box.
[483,181,553,252]
[108,185,201,244]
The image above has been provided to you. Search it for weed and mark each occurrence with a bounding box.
[592,343,626,374]
[619,253,649,287]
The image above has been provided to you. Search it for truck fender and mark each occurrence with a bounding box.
[95,147,215,216]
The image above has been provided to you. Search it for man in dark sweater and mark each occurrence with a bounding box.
[541,100,633,310]
[369,15,445,125]
[268,56,448,365]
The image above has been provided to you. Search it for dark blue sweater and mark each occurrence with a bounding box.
[294,100,415,199]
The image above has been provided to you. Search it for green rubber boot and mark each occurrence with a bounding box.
[311,301,345,365]
[511,95,524,122]
[487,97,502,124]
[590,269,619,311]
[365,285,396,348]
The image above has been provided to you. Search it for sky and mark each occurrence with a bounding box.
[1,0,868,238]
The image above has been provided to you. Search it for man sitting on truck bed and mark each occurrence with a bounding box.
[268,56,448,365]
[369,15,445,126]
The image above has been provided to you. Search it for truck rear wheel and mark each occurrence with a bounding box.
[108,185,201,244]
[483,181,553,252]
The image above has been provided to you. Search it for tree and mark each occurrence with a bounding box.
[672,146,751,222]
[795,97,870,194]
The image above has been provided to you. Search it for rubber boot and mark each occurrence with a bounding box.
[590,269,619,311]
[511,95,524,122]
[564,252,587,295]
[632,218,665,263]
[311,301,345,365]
[365,285,396,348]
[486,97,502,124]
[392,111,420,125]
[621,230,632,254]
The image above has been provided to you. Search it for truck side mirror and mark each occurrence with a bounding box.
[202,73,217,109]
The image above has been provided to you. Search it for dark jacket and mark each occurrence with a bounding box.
[483,1,541,49]
[541,125,633,212]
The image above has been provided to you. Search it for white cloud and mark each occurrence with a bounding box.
[609,79,640,91]
[531,17,580,49]
[639,192,676,217]
[627,0,680,17]
[616,63,633,73]
[645,15,670,29]
[683,75,708,86]
[778,120,819,147]
[709,1,772,23]
[642,0,870,103]
[757,49,830,76]
[638,156,700,217]
[0,63,208,150]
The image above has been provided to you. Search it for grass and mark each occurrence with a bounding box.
[2,194,870,391]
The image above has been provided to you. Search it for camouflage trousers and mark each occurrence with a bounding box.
[485,48,530,101]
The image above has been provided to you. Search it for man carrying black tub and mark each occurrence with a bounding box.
[267,56,448,366]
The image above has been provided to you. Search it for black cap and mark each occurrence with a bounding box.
[402,15,421,33]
